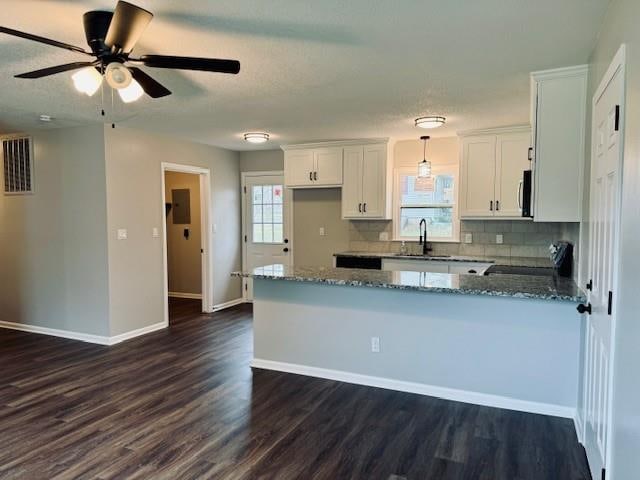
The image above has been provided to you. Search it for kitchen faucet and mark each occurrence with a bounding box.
[418,218,432,255]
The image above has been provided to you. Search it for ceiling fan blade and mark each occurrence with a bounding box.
[105,1,153,54]
[0,26,91,55]
[139,55,241,74]
[129,67,171,98]
[15,61,98,79]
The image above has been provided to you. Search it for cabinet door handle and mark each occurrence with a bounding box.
[314,171,318,181]
[517,180,523,210]
[309,171,313,181]
[496,200,500,211]
[363,203,367,213]
[528,147,533,161]
[358,203,362,213]
[489,200,493,211]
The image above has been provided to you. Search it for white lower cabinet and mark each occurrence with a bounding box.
[382,259,492,275]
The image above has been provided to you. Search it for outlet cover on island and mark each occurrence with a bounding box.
[371,336,380,353]
[379,231,389,241]
[496,234,504,244]
[464,233,473,244]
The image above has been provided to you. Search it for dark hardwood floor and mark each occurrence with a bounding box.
[0,299,591,479]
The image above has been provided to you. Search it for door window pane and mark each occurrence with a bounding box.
[251,183,284,244]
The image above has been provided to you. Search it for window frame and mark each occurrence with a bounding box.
[392,164,460,243]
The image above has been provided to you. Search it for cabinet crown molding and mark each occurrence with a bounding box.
[457,125,530,138]
[281,138,389,151]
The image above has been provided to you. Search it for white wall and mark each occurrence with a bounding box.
[585,0,640,476]
[0,126,110,336]
[104,126,242,335]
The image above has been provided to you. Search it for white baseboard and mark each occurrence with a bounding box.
[168,292,202,299]
[0,320,110,345]
[251,359,576,419]
[108,321,168,345]
[0,320,167,346]
[212,298,245,312]
[574,411,585,445]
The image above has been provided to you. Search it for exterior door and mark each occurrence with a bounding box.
[583,53,624,480]
[495,131,531,217]
[361,144,386,218]
[461,136,496,217]
[244,174,291,300]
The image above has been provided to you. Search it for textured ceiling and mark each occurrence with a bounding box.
[0,0,610,150]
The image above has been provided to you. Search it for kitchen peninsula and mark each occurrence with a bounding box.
[233,265,585,419]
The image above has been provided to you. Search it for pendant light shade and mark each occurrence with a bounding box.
[418,136,432,178]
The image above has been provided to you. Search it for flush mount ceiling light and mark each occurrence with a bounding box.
[418,135,432,178]
[244,132,270,144]
[39,114,53,122]
[415,116,446,129]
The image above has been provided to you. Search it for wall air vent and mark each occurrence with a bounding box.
[2,135,33,194]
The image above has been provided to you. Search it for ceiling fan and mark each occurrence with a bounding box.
[0,1,241,102]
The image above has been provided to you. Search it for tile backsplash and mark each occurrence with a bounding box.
[348,220,579,258]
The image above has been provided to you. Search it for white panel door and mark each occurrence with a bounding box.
[314,147,343,186]
[495,132,531,217]
[244,175,291,300]
[361,144,386,218]
[461,136,496,217]
[342,146,363,218]
[583,57,624,480]
[284,150,314,187]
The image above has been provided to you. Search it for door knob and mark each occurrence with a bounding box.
[577,303,592,315]
[283,247,289,253]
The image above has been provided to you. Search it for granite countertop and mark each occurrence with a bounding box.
[233,265,585,303]
[334,251,553,268]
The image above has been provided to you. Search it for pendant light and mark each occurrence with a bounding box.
[418,135,432,178]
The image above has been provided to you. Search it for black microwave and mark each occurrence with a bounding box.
[521,170,533,218]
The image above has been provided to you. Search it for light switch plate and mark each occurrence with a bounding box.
[117,229,128,240]
[379,232,389,241]
[319,227,326,236]
[496,234,504,244]
[464,233,473,244]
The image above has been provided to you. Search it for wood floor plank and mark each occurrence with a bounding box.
[0,298,591,479]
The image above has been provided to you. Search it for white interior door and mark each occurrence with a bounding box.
[583,53,624,480]
[243,174,291,301]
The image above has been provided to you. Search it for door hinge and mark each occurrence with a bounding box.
[244,283,248,291]
[615,105,620,132]
[608,291,613,315]
[244,234,247,243]
[243,186,247,194]
[586,279,593,291]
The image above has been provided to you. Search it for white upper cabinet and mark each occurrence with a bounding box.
[283,145,342,188]
[459,127,531,219]
[530,66,588,222]
[342,142,391,219]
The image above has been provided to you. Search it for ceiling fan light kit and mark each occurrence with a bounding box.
[244,133,270,144]
[415,116,446,129]
[72,67,103,96]
[1,0,241,104]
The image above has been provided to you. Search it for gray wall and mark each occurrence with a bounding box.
[0,126,110,336]
[104,126,242,335]
[293,188,350,267]
[586,0,640,476]
[165,171,202,296]
[239,149,284,172]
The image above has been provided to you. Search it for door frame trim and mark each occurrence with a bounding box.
[241,171,292,301]
[161,162,213,325]
[581,43,626,474]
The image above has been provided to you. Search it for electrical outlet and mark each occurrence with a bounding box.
[152,227,160,238]
[371,336,380,353]
[117,229,128,240]
[464,233,473,244]
[496,234,504,244]
[319,227,326,236]
[379,232,389,241]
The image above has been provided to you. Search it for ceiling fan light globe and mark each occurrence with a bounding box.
[105,62,132,89]
[118,79,144,103]
[71,67,102,96]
